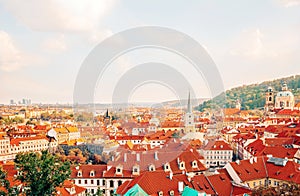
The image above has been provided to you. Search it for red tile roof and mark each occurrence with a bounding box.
[70,165,107,179]
[10,135,49,146]
[203,140,233,151]
[229,157,268,182]
[105,142,206,175]
[116,170,180,196]
[56,180,86,196]
[265,137,294,147]
[228,156,300,184]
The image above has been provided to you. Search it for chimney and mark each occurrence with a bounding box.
[254,157,257,163]
[136,153,140,162]
[236,160,240,165]
[249,157,253,164]
[169,171,173,180]
[178,181,184,193]
[154,151,159,160]
[124,153,127,162]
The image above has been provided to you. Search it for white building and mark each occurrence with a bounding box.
[202,140,233,168]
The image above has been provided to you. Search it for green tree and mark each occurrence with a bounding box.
[15,150,71,196]
[0,167,18,196]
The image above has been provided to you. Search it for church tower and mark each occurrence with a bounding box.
[185,91,195,132]
[104,109,111,125]
[265,87,275,112]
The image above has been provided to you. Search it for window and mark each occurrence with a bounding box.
[97,180,100,186]
[164,163,170,171]
[149,164,155,171]
[170,190,175,196]
[192,160,197,168]
[77,171,82,177]
[118,180,122,186]
[90,171,95,177]
[179,161,185,170]
[78,180,81,184]
[102,180,106,186]
[91,180,94,185]
[109,180,114,188]
[85,180,87,184]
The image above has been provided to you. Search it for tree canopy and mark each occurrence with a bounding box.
[15,150,71,196]
[198,75,300,111]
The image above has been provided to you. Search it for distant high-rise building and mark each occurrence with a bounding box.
[10,99,15,105]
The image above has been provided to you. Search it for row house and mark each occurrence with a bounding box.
[224,156,300,189]
[243,139,298,161]
[232,133,256,160]
[201,140,233,168]
[116,170,251,196]
[54,126,81,144]
[110,135,144,146]
[0,135,58,161]
[70,165,126,196]
[71,142,207,196]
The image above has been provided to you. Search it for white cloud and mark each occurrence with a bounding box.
[1,0,117,32]
[42,34,67,52]
[88,29,113,44]
[0,31,34,72]
[279,0,300,7]
[230,28,278,59]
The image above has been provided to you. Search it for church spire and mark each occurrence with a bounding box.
[105,109,109,118]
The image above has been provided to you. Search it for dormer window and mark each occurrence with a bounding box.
[116,165,123,175]
[164,163,171,172]
[192,160,197,168]
[132,165,140,175]
[77,170,82,177]
[70,187,75,194]
[149,164,155,171]
[179,161,185,170]
[169,190,174,196]
[158,191,163,196]
[90,170,95,177]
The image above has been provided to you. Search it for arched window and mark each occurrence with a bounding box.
[118,180,122,186]
[149,164,155,171]
[109,180,114,188]
[192,160,198,168]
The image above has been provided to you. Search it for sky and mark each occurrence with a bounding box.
[0,0,300,104]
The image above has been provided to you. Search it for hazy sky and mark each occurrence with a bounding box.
[0,0,300,104]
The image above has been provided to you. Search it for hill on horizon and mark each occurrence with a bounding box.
[197,75,300,111]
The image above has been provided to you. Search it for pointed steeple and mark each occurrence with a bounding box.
[187,91,192,113]
[105,109,109,118]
